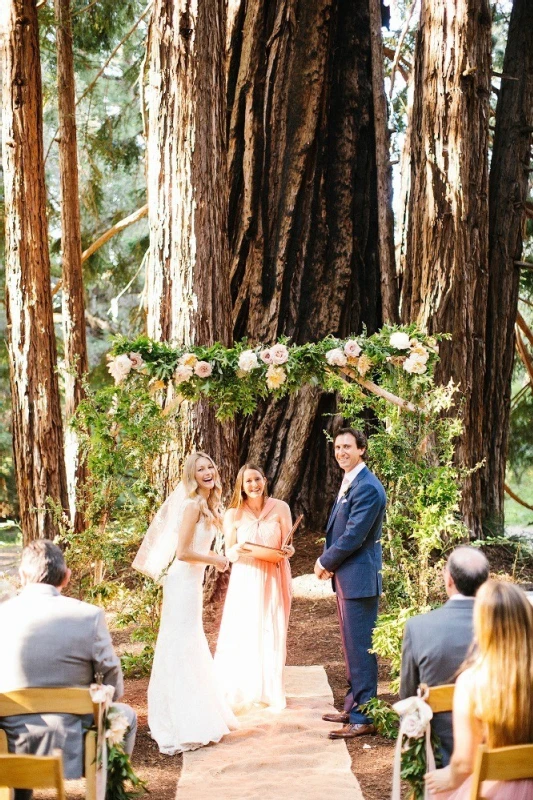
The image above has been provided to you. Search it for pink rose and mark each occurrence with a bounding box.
[174,364,193,384]
[270,343,289,365]
[194,361,213,378]
[344,340,361,358]
[260,349,273,364]
[128,352,144,369]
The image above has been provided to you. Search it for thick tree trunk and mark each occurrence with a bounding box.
[399,0,492,537]
[482,0,533,531]
[55,0,89,533]
[1,0,69,542]
[145,0,236,494]
[228,0,384,527]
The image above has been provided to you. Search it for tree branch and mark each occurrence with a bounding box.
[517,310,533,350]
[338,366,422,414]
[389,0,418,97]
[504,483,533,512]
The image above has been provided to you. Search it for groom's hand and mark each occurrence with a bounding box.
[314,559,333,581]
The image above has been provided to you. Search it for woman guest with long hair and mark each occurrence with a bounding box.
[133,452,237,754]
[425,580,533,799]
[214,464,294,712]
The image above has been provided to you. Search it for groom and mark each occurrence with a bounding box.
[315,428,386,738]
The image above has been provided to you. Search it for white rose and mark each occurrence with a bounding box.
[105,708,130,746]
[128,352,144,370]
[389,331,411,350]
[107,354,133,385]
[344,340,362,358]
[403,354,427,374]
[238,350,259,372]
[270,343,289,365]
[326,348,347,367]
[402,714,426,740]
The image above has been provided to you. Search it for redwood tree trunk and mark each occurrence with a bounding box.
[55,0,89,533]
[228,0,385,527]
[145,0,236,493]
[1,0,69,542]
[399,0,492,537]
[482,0,533,530]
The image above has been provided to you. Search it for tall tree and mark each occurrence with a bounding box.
[55,0,89,533]
[482,0,533,530]
[145,0,236,491]
[227,0,387,526]
[399,0,492,536]
[1,0,69,541]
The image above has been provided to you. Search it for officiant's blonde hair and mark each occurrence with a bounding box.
[229,463,269,509]
[470,580,533,748]
[182,451,223,527]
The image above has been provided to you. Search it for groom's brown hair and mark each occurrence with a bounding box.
[334,427,367,456]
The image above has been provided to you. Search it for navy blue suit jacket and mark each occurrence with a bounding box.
[320,465,386,600]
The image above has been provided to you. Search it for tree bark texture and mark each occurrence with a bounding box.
[228,0,384,527]
[145,0,236,493]
[1,0,69,542]
[55,0,89,533]
[482,0,533,530]
[399,0,492,536]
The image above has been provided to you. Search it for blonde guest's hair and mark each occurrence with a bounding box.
[471,580,533,748]
[182,451,223,528]
[229,463,268,509]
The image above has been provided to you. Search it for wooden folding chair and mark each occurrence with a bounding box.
[0,688,101,800]
[0,750,65,800]
[469,743,533,799]
[419,683,455,713]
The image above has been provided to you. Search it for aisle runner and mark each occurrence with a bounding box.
[177,666,364,800]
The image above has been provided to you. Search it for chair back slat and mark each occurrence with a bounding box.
[419,683,455,713]
[0,687,96,717]
[470,744,533,800]
[0,751,65,800]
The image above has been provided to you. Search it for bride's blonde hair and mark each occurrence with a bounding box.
[470,580,533,748]
[182,451,223,528]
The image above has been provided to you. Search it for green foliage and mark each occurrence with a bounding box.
[399,731,443,800]
[106,743,146,800]
[358,698,399,740]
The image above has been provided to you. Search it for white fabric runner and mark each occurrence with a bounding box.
[177,666,364,799]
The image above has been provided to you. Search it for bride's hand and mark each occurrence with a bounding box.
[215,555,230,572]
[282,544,295,558]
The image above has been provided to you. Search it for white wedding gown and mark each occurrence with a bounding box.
[148,517,237,754]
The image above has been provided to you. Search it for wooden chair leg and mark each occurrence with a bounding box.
[84,730,97,800]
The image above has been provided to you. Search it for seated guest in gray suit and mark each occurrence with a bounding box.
[399,546,489,766]
[0,540,136,797]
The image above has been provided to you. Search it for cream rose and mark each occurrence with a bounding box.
[174,364,194,384]
[389,331,411,350]
[266,364,286,389]
[357,353,373,377]
[128,352,144,370]
[238,350,259,372]
[403,354,427,374]
[179,352,198,368]
[326,348,347,367]
[107,354,133,385]
[105,708,130,747]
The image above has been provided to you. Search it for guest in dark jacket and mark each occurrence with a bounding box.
[399,546,489,765]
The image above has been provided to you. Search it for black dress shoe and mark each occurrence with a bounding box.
[322,711,350,723]
[328,723,377,739]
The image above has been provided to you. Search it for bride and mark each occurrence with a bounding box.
[133,451,237,754]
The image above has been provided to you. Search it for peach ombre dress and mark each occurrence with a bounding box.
[214,498,292,712]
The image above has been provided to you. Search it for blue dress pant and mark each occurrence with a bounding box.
[336,594,379,724]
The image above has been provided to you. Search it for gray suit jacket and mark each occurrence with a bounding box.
[0,583,124,779]
[399,597,475,766]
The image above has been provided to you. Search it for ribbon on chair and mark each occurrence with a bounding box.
[89,682,115,800]
[391,690,436,800]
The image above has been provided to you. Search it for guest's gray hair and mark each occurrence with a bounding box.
[20,540,67,587]
[447,546,489,597]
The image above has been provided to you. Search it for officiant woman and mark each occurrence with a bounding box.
[214,464,294,712]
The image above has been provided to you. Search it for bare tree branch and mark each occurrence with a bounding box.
[504,483,533,511]
[389,0,418,98]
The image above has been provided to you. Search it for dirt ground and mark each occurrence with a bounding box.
[123,534,397,800]
[38,534,533,800]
